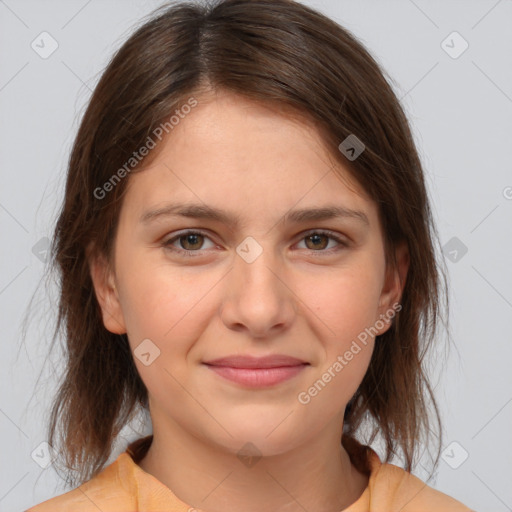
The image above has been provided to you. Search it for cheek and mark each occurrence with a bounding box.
[117,265,218,407]
[294,271,379,416]
[294,264,381,398]
[117,259,219,352]
[297,263,383,344]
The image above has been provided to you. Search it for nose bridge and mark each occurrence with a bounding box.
[221,235,296,336]
[234,234,284,299]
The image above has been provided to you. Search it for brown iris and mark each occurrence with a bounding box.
[179,233,204,250]
[304,233,329,250]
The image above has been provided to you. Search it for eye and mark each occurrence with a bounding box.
[162,229,348,258]
[163,230,216,256]
[296,230,348,254]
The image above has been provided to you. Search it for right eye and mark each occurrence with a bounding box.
[162,230,217,257]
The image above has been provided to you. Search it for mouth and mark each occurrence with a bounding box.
[202,355,310,388]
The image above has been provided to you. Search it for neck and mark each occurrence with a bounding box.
[137,419,369,512]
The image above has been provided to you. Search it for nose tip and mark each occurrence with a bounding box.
[220,251,296,339]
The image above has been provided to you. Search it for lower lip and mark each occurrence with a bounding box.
[204,364,308,387]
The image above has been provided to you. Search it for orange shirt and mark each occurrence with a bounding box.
[26,435,474,511]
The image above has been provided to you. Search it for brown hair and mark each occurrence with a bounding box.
[26,0,449,487]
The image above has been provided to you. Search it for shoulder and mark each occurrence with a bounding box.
[25,453,135,512]
[369,455,474,511]
[342,435,475,512]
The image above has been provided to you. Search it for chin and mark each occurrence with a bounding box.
[204,415,307,459]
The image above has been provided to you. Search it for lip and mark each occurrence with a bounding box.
[204,355,307,368]
[203,355,309,388]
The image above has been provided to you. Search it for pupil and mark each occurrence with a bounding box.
[308,234,327,250]
[183,234,202,249]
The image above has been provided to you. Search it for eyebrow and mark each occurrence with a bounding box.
[139,202,369,227]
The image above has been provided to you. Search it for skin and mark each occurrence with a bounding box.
[89,89,409,512]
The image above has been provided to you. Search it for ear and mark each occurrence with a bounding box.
[87,244,127,335]
[375,240,409,335]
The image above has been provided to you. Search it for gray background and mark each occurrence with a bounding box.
[1,0,511,510]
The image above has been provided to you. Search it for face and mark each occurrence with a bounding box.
[90,90,408,457]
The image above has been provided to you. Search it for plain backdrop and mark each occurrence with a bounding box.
[1,1,511,511]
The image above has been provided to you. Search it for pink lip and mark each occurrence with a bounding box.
[203,355,309,388]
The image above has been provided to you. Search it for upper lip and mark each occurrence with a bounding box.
[203,355,308,369]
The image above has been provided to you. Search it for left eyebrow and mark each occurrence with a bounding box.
[139,202,369,228]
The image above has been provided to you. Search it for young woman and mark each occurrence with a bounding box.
[26,0,474,510]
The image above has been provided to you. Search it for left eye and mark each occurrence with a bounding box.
[297,232,345,251]
[162,230,347,256]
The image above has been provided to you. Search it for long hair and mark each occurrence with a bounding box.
[25,0,449,487]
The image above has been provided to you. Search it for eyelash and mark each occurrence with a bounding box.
[162,229,349,258]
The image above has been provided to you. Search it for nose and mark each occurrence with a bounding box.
[219,243,297,339]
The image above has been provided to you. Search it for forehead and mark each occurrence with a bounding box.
[121,91,377,228]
